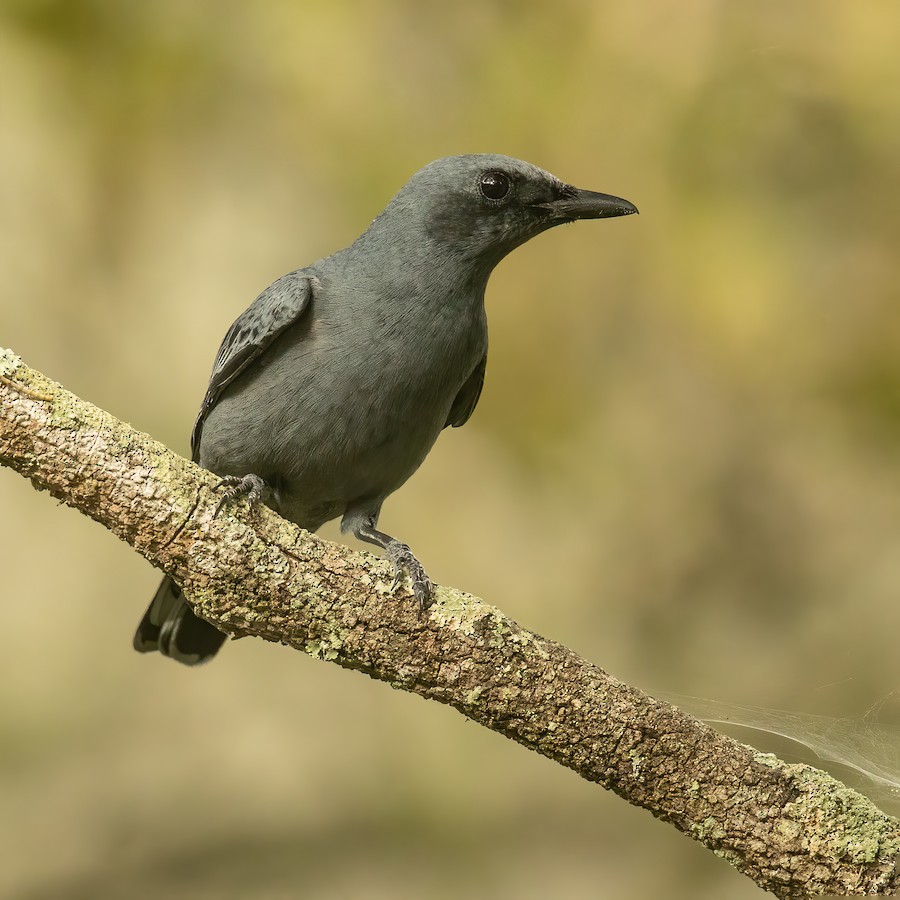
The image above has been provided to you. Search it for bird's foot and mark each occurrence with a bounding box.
[386,540,435,616]
[213,473,268,517]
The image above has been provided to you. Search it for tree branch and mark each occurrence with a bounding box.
[1,346,898,897]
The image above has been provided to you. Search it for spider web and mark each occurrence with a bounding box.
[659,692,900,815]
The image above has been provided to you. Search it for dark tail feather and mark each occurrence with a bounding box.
[134,576,228,666]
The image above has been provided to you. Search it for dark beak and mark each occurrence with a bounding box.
[537,188,638,221]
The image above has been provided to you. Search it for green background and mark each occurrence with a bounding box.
[3,2,900,897]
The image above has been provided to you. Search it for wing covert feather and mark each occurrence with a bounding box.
[190,271,315,458]
[445,354,487,429]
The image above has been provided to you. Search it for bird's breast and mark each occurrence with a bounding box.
[199,280,486,522]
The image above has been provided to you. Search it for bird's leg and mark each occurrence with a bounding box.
[354,518,435,615]
[212,473,269,517]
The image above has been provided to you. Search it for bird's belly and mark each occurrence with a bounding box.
[276,382,446,498]
[199,288,487,529]
[199,348,465,527]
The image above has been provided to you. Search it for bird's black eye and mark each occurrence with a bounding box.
[479,171,511,202]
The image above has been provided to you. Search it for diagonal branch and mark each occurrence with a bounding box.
[1,346,898,897]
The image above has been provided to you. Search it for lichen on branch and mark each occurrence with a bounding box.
[1,347,898,897]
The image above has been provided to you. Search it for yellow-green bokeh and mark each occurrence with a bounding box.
[3,2,900,897]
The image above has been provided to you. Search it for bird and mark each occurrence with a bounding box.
[133,153,637,665]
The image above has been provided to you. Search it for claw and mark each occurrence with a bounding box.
[212,473,268,517]
[386,540,435,616]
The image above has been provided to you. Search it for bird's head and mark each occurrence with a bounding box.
[371,154,637,274]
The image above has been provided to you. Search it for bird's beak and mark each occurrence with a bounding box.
[537,188,639,221]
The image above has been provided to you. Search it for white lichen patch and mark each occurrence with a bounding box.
[506,626,551,660]
[0,347,22,376]
[427,586,504,637]
[304,630,346,661]
[465,686,485,705]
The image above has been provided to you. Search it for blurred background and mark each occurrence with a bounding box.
[3,1,900,897]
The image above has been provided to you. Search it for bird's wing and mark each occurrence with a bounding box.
[445,354,487,428]
[190,270,315,458]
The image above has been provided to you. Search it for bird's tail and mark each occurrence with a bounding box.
[133,575,228,666]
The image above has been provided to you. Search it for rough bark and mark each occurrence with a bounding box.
[1,346,898,897]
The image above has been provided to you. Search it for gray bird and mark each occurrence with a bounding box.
[134,154,637,665]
